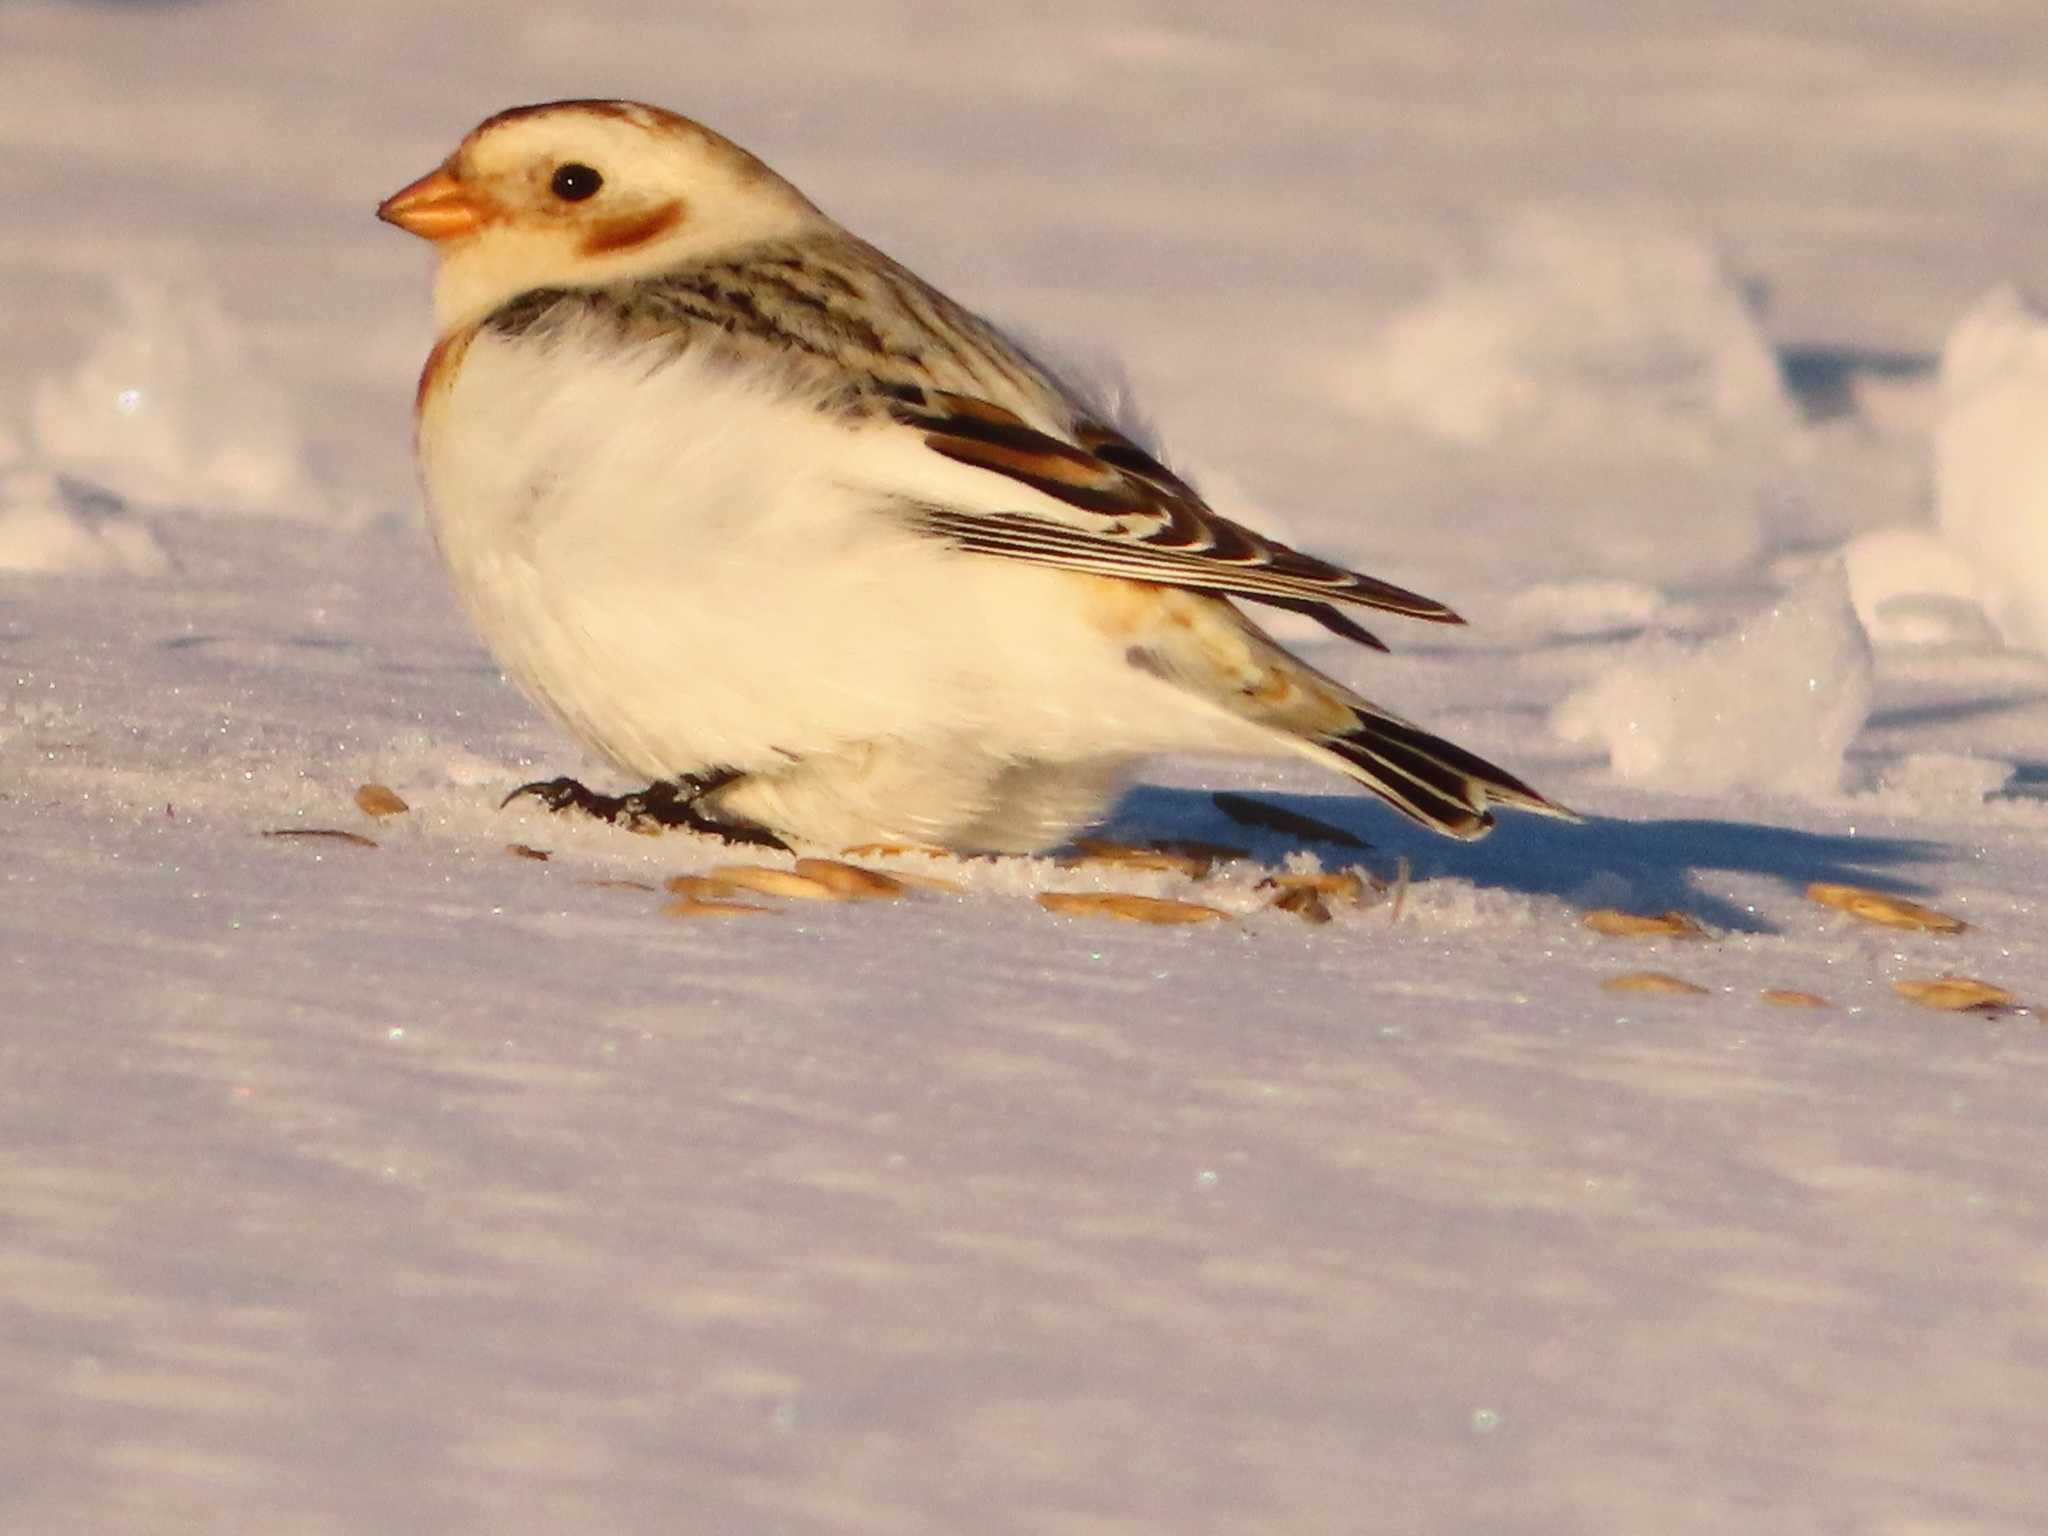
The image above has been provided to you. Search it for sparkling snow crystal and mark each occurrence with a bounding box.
[31,277,318,517]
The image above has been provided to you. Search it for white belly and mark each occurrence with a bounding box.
[415,325,1268,817]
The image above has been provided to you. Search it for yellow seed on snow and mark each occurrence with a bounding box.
[1268,885,1333,925]
[1760,988,1832,1008]
[839,842,952,859]
[505,843,551,861]
[672,867,839,901]
[1806,883,1966,934]
[354,783,410,817]
[1036,891,1231,925]
[661,896,779,919]
[1258,871,1369,905]
[1149,839,1252,864]
[1582,908,1709,940]
[1062,839,1213,878]
[880,869,967,894]
[1892,976,2017,1013]
[1601,971,1710,997]
[262,827,377,849]
[792,859,912,900]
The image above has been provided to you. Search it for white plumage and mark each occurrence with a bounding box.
[382,100,1571,852]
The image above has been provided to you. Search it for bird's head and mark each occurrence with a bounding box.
[378,100,825,331]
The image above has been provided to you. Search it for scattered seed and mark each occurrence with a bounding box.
[1806,882,1966,934]
[1062,839,1212,878]
[793,859,911,901]
[354,783,410,817]
[1761,988,1831,1008]
[839,842,951,859]
[580,878,658,892]
[882,869,967,894]
[1893,976,2016,1013]
[1212,792,1368,849]
[1583,908,1709,940]
[262,828,377,848]
[1389,857,1410,925]
[1036,891,1230,925]
[1269,885,1334,924]
[1258,871,1369,905]
[667,867,835,901]
[661,896,778,919]
[1602,971,1710,997]
[505,843,551,861]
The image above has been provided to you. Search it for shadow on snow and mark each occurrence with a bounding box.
[1107,785,1945,933]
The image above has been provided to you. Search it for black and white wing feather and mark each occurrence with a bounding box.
[885,386,1458,651]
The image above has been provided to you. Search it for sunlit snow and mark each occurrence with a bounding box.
[4,2,2046,1532]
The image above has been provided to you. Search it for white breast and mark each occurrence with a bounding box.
[415,321,1244,784]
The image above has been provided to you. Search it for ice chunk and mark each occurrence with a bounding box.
[31,276,320,517]
[1840,526,2002,649]
[1551,562,1872,797]
[1334,209,1798,456]
[0,468,168,576]
[1933,285,2048,653]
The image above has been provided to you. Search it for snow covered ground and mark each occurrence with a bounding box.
[5,1,2048,1530]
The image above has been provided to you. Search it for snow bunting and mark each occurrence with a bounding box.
[379,99,1573,853]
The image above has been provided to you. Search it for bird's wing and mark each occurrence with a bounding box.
[885,385,1459,648]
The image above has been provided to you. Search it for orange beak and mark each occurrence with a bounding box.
[377,164,485,242]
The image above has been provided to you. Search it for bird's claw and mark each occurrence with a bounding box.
[501,776,633,819]
[501,773,789,850]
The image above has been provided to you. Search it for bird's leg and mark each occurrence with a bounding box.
[502,770,789,851]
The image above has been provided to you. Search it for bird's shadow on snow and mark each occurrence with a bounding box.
[1106,787,1945,933]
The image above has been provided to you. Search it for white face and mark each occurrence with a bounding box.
[380,100,826,332]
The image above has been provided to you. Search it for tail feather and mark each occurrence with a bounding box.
[1120,588,1574,840]
[1311,706,1578,841]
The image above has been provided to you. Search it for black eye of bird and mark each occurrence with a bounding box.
[550,163,603,202]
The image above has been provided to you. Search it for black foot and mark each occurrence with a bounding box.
[501,773,789,851]
[502,775,638,821]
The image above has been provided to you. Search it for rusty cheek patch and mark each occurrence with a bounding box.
[416,324,478,416]
[578,199,686,256]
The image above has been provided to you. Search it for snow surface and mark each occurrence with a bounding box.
[6,2,2048,1532]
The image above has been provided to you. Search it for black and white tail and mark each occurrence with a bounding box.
[1308,703,1578,840]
